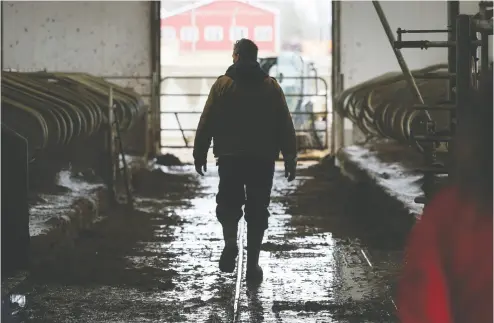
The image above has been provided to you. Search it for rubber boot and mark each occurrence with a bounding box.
[219,222,239,273]
[246,228,265,283]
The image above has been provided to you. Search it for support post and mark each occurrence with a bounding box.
[371,1,426,109]
[107,87,117,204]
[153,72,161,157]
[148,71,159,159]
[1,1,4,70]
[446,1,459,177]
[1,125,30,277]
[331,0,342,155]
[455,15,473,143]
[478,2,490,82]
[150,1,161,158]
[337,74,345,150]
[447,1,459,102]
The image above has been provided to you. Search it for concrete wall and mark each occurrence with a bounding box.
[340,1,483,89]
[3,1,151,79]
[342,1,441,88]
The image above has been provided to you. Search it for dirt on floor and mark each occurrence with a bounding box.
[29,169,200,290]
[6,158,410,323]
[291,156,412,250]
[287,156,410,305]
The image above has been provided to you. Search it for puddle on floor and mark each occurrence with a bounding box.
[7,162,399,322]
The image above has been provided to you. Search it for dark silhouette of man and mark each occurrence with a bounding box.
[193,38,297,282]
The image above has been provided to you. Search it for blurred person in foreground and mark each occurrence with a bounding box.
[193,39,297,282]
[397,70,493,323]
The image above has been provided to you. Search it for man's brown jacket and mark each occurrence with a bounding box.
[193,60,297,163]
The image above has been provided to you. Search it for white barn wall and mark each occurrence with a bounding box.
[340,1,449,89]
[339,0,487,145]
[3,1,152,83]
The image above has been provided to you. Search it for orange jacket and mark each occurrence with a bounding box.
[398,185,493,323]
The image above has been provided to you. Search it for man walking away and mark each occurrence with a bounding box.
[193,39,297,283]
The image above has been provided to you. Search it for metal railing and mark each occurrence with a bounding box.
[340,1,492,204]
[335,64,448,147]
[159,75,330,151]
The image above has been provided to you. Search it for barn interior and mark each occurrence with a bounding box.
[1,1,492,322]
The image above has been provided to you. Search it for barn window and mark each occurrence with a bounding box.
[180,26,199,42]
[254,26,273,42]
[230,26,249,41]
[162,27,176,42]
[204,26,224,42]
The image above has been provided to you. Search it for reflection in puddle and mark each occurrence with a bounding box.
[10,161,397,322]
[10,294,26,308]
[236,165,340,322]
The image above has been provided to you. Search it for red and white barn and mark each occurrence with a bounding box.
[161,0,280,55]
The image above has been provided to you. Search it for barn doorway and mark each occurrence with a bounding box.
[159,0,333,162]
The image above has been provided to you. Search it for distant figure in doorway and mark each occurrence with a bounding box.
[193,39,297,282]
[397,70,493,323]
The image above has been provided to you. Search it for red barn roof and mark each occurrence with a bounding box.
[162,0,280,18]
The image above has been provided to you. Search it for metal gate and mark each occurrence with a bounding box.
[159,75,329,151]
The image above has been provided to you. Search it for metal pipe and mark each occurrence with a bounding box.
[479,2,491,80]
[371,1,428,117]
[479,1,494,7]
[150,1,161,158]
[107,87,116,204]
[337,74,345,150]
[415,72,455,79]
[473,18,494,33]
[298,55,305,96]
[334,64,448,146]
[331,0,341,155]
[398,28,450,34]
[1,1,4,70]
[413,104,455,111]
[160,93,327,97]
[448,1,459,102]
[160,129,327,133]
[113,106,134,210]
[394,40,481,49]
[446,1,459,175]
[159,111,327,115]
[456,15,472,132]
[413,135,453,142]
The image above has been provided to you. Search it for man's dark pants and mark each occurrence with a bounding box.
[216,155,275,231]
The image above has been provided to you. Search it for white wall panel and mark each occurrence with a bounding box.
[340,0,487,89]
[3,1,151,79]
[340,1,448,89]
[339,1,489,145]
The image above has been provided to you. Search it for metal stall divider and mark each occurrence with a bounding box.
[372,1,492,205]
[100,75,152,205]
[106,86,117,204]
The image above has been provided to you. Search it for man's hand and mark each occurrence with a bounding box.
[284,159,297,182]
[195,160,207,176]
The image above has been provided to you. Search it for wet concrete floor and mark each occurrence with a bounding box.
[6,161,402,322]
